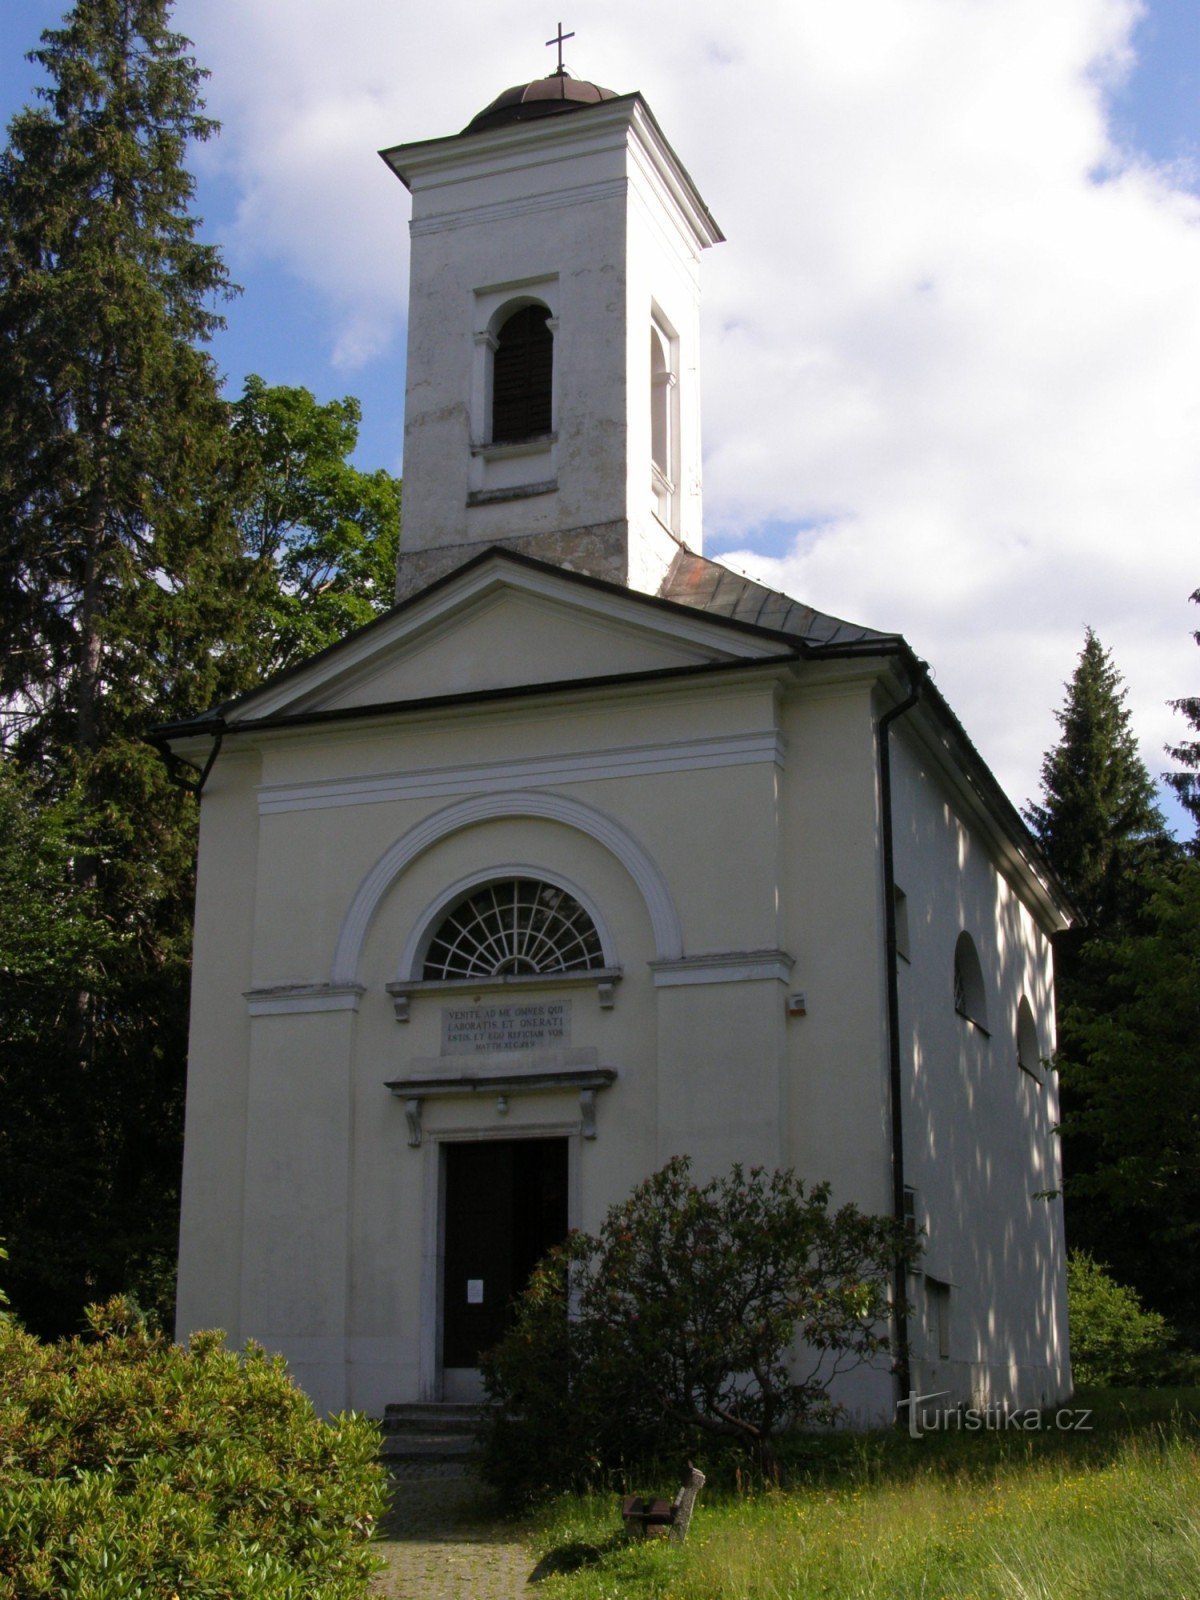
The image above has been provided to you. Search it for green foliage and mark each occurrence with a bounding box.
[523,1406,1200,1600]
[1166,586,1200,847]
[0,752,190,1334]
[0,0,244,764]
[230,375,401,676]
[480,1157,916,1503]
[0,3,401,1339]
[1067,1252,1173,1387]
[1025,629,1170,936]
[0,0,245,1337]
[1025,632,1189,1335]
[0,1298,386,1598]
[1056,861,1200,1327]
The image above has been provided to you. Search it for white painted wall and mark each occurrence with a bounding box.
[174,80,1067,1430]
[386,97,720,598]
[175,645,1068,1423]
[888,714,1071,1410]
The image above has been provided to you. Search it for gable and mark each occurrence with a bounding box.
[223,553,788,726]
[314,587,736,712]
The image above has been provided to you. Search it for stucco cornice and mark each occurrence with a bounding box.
[380,93,722,253]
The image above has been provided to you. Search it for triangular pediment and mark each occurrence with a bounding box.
[221,550,789,727]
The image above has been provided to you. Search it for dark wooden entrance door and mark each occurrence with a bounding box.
[442,1138,568,1371]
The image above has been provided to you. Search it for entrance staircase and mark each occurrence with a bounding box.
[379,1402,483,1465]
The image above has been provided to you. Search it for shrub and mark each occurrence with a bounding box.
[1067,1250,1173,1386]
[0,1297,386,1599]
[480,1157,915,1503]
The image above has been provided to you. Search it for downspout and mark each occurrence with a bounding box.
[149,723,225,798]
[877,663,925,1415]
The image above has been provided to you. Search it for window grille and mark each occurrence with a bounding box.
[423,878,603,981]
[491,305,553,442]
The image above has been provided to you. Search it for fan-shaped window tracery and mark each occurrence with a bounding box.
[422,878,604,981]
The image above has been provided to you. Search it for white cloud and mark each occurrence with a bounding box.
[175,0,1200,816]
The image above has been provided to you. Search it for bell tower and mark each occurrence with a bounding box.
[381,62,723,600]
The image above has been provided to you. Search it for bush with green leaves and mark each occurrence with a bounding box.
[1067,1250,1173,1386]
[480,1156,916,1502]
[0,1298,386,1599]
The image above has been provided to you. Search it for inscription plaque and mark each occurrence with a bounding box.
[441,999,572,1055]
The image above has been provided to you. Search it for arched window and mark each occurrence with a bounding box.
[953,932,987,1030]
[423,878,604,981]
[1017,996,1041,1077]
[649,317,676,526]
[490,304,553,443]
[651,325,670,476]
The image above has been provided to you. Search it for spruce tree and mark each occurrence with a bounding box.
[1166,587,1200,846]
[0,0,247,1334]
[1029,633,1183,1324]
[0,3,404,1336]
[0,0,242,765]
[1025,629,1168,935]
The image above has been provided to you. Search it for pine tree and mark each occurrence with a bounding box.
[0,3,404,1337]
[1025,629,1169,935]
[0,0,249,1334]
[1029,633,1186,1327]
[1059,863,1200,1328]
[0,0,243,766]
[1166,587,1200,845]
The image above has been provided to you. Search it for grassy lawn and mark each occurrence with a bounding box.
[524,1389,1200,1599]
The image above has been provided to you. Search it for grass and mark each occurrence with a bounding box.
[524,1389,1200,1599]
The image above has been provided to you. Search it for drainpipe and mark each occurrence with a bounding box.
[150,723,225,798]
[877,663,925,1414]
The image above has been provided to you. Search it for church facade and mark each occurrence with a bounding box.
[159,67,1072,1423]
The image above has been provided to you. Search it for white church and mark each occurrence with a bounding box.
[160,59,1072,1423]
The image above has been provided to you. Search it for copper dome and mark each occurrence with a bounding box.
[464,70,617,135]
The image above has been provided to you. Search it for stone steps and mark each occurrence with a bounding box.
[379,1403,483,1462]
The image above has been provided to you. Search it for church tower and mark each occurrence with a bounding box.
[381,60,723,600]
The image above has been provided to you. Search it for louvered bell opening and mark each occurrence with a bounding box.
[491,305,553,443]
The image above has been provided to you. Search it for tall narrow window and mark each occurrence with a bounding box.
[893,885,911,962]
[651,326,670,474]
[1017,997,1041,1078]
[491,304,553,443]
[926,1278,951,1359]
[650,318,677,526]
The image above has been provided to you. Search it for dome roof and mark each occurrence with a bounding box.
[464,70,617,135]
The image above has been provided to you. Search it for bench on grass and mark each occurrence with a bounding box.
[621,1463,706,1543]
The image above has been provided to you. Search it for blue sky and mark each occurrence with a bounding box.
[2,0,1199,827]
[3,1,1196,474]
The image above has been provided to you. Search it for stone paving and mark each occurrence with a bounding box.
[371,1465,538,1600]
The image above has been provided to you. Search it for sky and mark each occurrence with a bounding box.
[2,0,1199,832]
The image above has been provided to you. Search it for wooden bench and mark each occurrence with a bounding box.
[621,1463,706,1542]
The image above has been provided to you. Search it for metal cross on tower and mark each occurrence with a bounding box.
[545,22,575,75]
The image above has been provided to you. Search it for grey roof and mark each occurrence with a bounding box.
[658,549,900,651]
[463,71,617,135]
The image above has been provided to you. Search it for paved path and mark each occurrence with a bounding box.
[372,1465,538,1600]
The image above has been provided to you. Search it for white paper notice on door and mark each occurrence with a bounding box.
[466,1279,484,1304]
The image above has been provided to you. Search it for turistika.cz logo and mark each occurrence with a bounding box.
[896,1389,1093,1439]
